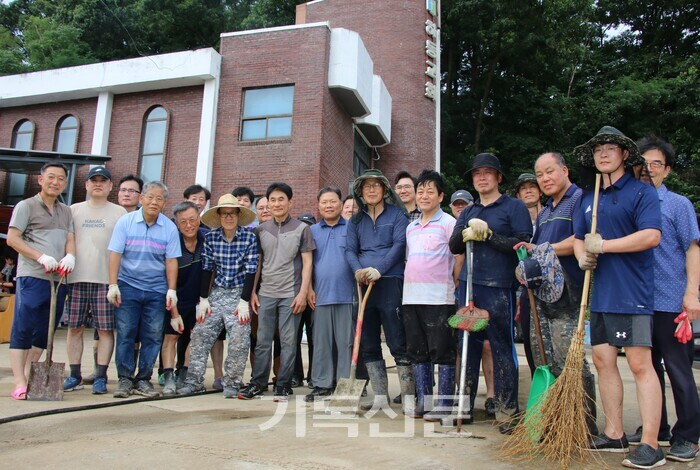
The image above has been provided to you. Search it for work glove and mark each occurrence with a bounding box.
[354,269,367,283]
[57,253,75,276]
[584,233,605,254]
[196,297,211,323]
[37,254,58,273]
[170,315,184,334]
[236,299,250,324]
[166,289,178,310]
[365,267,381,282]
[468,218,492,239]
[462,227,487,242]
[107,284,121,306]
[578,252,598,271]
[674,312,693,344]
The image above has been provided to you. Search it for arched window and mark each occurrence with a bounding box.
[139,106,168,183]
[54,115,79,153]
[7,120,34,205]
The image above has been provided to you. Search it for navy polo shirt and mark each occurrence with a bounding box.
[574,173,661,315]
[176,227,207,311]
[454,194,532,289]
[532,183,584,287]
[311,218,354,306]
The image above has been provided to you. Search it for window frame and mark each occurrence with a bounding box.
[138,105,169,184]
[6,119,35,205]
[54,114,80,154]
[239,84,295,142]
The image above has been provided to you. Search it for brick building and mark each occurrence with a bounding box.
[0,0,438,216]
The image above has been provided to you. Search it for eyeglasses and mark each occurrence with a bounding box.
[362,183,383,190]
[119,188,140,194]
[395,184,413,191]
[645,161,666,170]
[219,211,238,219]
[593,144,621,156]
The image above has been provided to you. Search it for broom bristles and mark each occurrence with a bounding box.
[502,330,597,469]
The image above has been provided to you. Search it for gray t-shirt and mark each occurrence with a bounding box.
[255,216,315,298]
[9,194,73,280]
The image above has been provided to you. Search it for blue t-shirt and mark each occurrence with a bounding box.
[453,194,532,289]
[311,218,354,306]
[345,203,408,279]
[108,209,182,294]
[533,184,584,287]
[653,185,700,313]
[573,173,661,314]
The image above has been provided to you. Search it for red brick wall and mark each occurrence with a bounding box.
[302,0,437,183]
[214,26,351,217]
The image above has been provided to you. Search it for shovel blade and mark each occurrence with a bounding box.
[26,361,65,401]
[325,377,365,415]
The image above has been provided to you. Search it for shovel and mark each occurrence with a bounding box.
[26,273,66,401]
[326,281,374,415]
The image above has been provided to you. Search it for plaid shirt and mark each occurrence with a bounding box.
[202,227,259,288]
[408,207,421,223]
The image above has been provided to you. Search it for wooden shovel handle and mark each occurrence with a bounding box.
[351,282,374,366]
[576,173,602,333]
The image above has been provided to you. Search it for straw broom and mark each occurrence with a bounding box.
[503,174,601,469]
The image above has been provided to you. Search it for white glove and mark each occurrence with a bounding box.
[365,267,381,282]
[196,297,211,323]
[107,284,121,306]
[354,269,367,283]
[57,253,76,276]
[236,299,250,324]
[468,218,491,239]
[37,254,58,273]
[170,315,184,333]
[462,227,487,242]
[584,233,604,254]
[166,289,178,310]
[578,252,598,271]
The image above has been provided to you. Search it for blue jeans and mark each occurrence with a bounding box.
[115,282,165,381]
[360,277,409,366]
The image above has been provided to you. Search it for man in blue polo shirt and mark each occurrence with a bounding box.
[573,126,663,469]
[108,181,181,399]
[346,169,413,413]
[449,153,532,419]
[304,187,355,402]
[626,136,700,463]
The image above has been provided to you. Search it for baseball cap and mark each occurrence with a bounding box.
[450,190,474,204]
[88,166,112,181]
[298,213,317,225]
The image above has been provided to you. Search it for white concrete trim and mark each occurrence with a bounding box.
[91,92,113,156]
[195,76,220,190]
[220,21,329,38]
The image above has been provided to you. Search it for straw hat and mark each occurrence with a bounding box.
[201,194,256,228]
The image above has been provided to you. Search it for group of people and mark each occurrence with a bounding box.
[4,125,699,469]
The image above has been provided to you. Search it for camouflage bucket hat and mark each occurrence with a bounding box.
[514,172,538,192]
[516,242,564,304]
[573,126,644,169]
[351,169,407,216]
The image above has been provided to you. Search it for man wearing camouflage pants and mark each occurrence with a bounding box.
[177,195,259,397]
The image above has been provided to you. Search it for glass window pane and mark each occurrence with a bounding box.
[241,120,266,140]
[8,173,27,196]
[267,117,292,138]
[148,107,168,120]
[243,86,294,118]
[13,133,32,150]
[143,120,167,155]
[140,155,163,183]
[56,128,78,153]
[60,116,77,129]
[17,121,33,133]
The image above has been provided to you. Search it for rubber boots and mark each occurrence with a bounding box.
[162,371,177,396]
[360,360,389,410]
[405,362,432,418]
[396,364,416,416]
[423,365,456,422]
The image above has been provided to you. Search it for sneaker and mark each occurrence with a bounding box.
[622,443,666,468]
[212,377,224,391]
[307,380,314,389]
[485,397,497,416]
[628,426,672,447]
[133,379,161,398]
[273,386,289,402]
[304,387,332,402]
[393,394,402,404]
[92,377,107,395]
[667,439,699,462]
[63,376,84,392]
[223,386,240,398]
[589,433,630,453]
[158,373,166,387]
[237,383,266,400]
[113,377,134,398]
[291,376,304,388]
[176,383,206,395]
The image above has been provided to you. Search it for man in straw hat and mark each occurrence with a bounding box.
[176,194,258,397]
[345,169,414,413]
[449,153,532,419]
[572,126,663,468]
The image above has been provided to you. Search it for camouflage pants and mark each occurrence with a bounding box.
[184,286,250,389]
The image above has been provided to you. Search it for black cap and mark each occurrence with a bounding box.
[298,213,316,225]
[88,166,112,181]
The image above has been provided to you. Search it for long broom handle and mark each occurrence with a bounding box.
[350,282,374,367]
[528,289,547,367]
[576,173,602,333]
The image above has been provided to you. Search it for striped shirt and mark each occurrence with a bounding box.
[108,209,181,294]
[403,209,456,305]
[202,227,259,289]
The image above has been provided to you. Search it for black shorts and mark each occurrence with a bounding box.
[163,306,197,335]
[590,312,653,347]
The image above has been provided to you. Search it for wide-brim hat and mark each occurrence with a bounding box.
[514,172,538,192]
[464,153,506,182]
[351,169,407,216]
[517,242,564,304]
[201,194,256,228]
[574,126,643,169]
